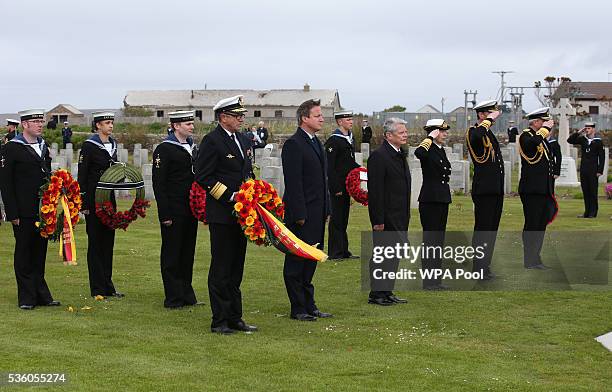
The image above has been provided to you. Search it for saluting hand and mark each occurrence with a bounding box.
[373,224,384,231]
[162,220,173,227]
[428,129,440,139]
[11,219,19,226]
[487,111,501,121]
[543,120,555,129]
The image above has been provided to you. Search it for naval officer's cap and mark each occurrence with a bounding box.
[423,118,450,131]
[473,100,499,113]
[213,95,247,119]
[169,110,195,123]
[334,110,353,120]
[18,109,45,121]
[6,118,20,126]
[525,107,551,121]
[92,111,115,122]
[584,121,596,128]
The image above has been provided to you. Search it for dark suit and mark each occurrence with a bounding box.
[281,128,330,317]
[324,130,359,259]
[567,132,605,218]
[0,135,54,307]
[466,120,504,275]
[362,125,373,144]
[153,135,198,308]
[78,135,119,297]
[415,137,451,288]
[548,138,562,188]
[256,127,269,146]
[195,125,254,329]
[367,141,411,298]
[519,127,556,266]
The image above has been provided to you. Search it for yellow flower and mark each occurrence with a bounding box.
[245,216,255,226]
[245,227,254,235]
[274,198,282,206]
[259,232,266,239]
[246,194,253,201]
[249,234,258,241]
[249,209,257,218]
[260,194,271,203]
[35,221,41,227]
[41,205,50,214]
[234,202,244,212]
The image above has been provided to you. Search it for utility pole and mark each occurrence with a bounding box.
[492,70,515,107]
[464,90,478,130]
[441,97,445,114]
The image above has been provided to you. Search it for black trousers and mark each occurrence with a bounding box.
[160,215,198,308]
[471,194,503,274]
[520,194,549,267]
[580,171,599,217]
[85,213,116,296]
[328,193,352,258]
[12,218,53,306]
[419,202,449,288]
[368,229,406,299]
[208,222,247,328]
[283,218,324,316]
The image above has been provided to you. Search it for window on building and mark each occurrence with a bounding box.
[274,110,283,118]
[254,110,261,118]
[195,110,202,120]
[589,106,599,115]
[156,110,164,118]
[59,115,68,123]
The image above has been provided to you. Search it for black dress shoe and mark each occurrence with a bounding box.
[43,300,61,306]
[386,294,408,303]
[291,313,317,321]
[19,304,35,310]
[368,297,394,306]
[230,320,258,332]
[110,292,125,298]
[526,264,551,270]
[211,325,236,335]
[311,310,333,318]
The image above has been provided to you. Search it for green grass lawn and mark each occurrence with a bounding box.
[0,193,611,391]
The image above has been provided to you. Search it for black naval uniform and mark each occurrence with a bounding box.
[367,141,411,301]
[507,126,519,143]
[567,132,605,218]
[362,125,373,144]
[414,136,451,289]
[466,119,504,276]
[548,138,562,188]
[0,134,55,307]
[152,134,199,308]
[518,127,556,267]
[78,135,120,297]
[195,125,254,330]
[325,129,359,259]
[281,128,330,318]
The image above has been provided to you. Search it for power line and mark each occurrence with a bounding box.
[492,70,515,105]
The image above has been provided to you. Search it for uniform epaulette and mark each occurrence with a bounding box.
[535,128,550,138]
[479,120,492,130]
[418,138,432,151]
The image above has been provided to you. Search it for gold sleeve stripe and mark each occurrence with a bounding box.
[536,128,550,138]
[418,138,432,151]
[480,120,492,130]
[210,182,228,200]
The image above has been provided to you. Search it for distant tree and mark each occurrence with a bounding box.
[533,76,573,106]
[383,105,406,112]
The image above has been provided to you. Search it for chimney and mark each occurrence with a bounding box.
[303,83,310,92]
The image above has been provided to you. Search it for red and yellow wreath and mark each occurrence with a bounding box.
[345,167,368,206]
[233,179,284,246]
[189,182,207,223]
[37,169,81,240]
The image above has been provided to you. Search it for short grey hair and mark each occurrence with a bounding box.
[383,117,407,136]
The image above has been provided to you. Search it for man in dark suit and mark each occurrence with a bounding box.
[519,107,556,269]
[153,110,200,309]
[195,96,256,334]
[281,99,332,321]
[367,117,410,306]
[256,121,269,146]
[568,122,605,218]
[325,110,360,260]
[466,100,504,280]
[414,119,452,290]
[0,109,60,310]
[362,119,373,144]
[547,131,562,188]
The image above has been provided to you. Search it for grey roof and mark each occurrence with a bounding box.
[551,81,612,101]
[416,104,441,113]
[124,89,340,108]
[47,104,84,115]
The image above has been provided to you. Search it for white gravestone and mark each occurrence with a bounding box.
[361,143,370,160]
[409,168,421,209]
[552,98,580,187]
[598,147,609,184]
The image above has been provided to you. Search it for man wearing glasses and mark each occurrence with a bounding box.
[195,96,256,335]
[0,110,60,310]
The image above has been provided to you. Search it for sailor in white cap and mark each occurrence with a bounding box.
[3,118,20,144]
[507,120,519,143]
[153,110,201,308]
[466,100,504,280]
[415,119,452,289]
[0,109,60,309]
[518,107,556,269]
[324,110,360,260]
[567,121,605,218]
[78,111,124,298]
[61,120,72,148]
[194,96,257,334]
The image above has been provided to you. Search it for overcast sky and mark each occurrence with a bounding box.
[1,0,610,114]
